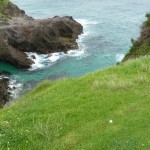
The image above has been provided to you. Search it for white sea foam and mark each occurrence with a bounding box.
[8,79,23,99]
[26,52,47,70]
[116,54,125,62]
[67,42,87,58]
[25,41,87,71]
[25,18,96,70]
[76,19,97,38]
[76,19,98,27]
[26,48,86,71]
[0,76,9,80]
[67,50,84,57]
[48,52,65,62]
[0,76,22,99]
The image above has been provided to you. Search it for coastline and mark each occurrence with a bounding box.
[0,1,150,107]
[0,0,83,107]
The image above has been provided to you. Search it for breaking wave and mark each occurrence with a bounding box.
[25,19,96,71]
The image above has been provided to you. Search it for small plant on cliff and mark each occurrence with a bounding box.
[144,13,150,26]
[123,13,150,61]
[0,0,13,20]
[124,38,140,59]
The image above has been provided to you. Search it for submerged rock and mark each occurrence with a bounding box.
[0,71,11,76]
[0,2,83,69]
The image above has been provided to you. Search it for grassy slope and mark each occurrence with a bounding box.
[0,56,150,150]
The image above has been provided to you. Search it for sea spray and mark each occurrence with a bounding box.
[8,78,23,99]
[48,52,65,62]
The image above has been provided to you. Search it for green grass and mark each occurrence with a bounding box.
[0,0,13,20]
[124,40,150,60]
[0,0,9,5]
[0,56,150,149]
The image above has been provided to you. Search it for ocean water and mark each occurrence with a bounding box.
[1,0,150,94]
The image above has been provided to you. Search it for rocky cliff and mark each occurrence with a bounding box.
[0,1,83,69]
[122,13,150,62]
[0,77,10,107]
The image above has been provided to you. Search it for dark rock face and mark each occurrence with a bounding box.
[7,16,83,54]
[0,4,83,69]
[0,77,10,107]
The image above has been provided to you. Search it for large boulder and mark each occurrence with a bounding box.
[0,2,83,69]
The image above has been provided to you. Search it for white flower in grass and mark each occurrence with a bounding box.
[109,120,113,123]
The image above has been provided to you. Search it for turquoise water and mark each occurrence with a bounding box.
[1,0,150,86]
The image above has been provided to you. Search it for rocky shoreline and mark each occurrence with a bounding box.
[0,1,83,107]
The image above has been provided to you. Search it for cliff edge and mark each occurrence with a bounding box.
[122,13,150,62]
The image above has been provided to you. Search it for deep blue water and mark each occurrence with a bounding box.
[1,0,150,93]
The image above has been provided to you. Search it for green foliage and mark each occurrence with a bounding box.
[0,0,12,20]
[124,39,150,61]
[0,56,150,149]
[145,13,150,26]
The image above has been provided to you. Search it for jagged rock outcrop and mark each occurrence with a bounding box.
[0,77,10,107]
[0,2,83,69]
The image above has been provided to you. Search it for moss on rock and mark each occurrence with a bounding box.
[0,0,25,20]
